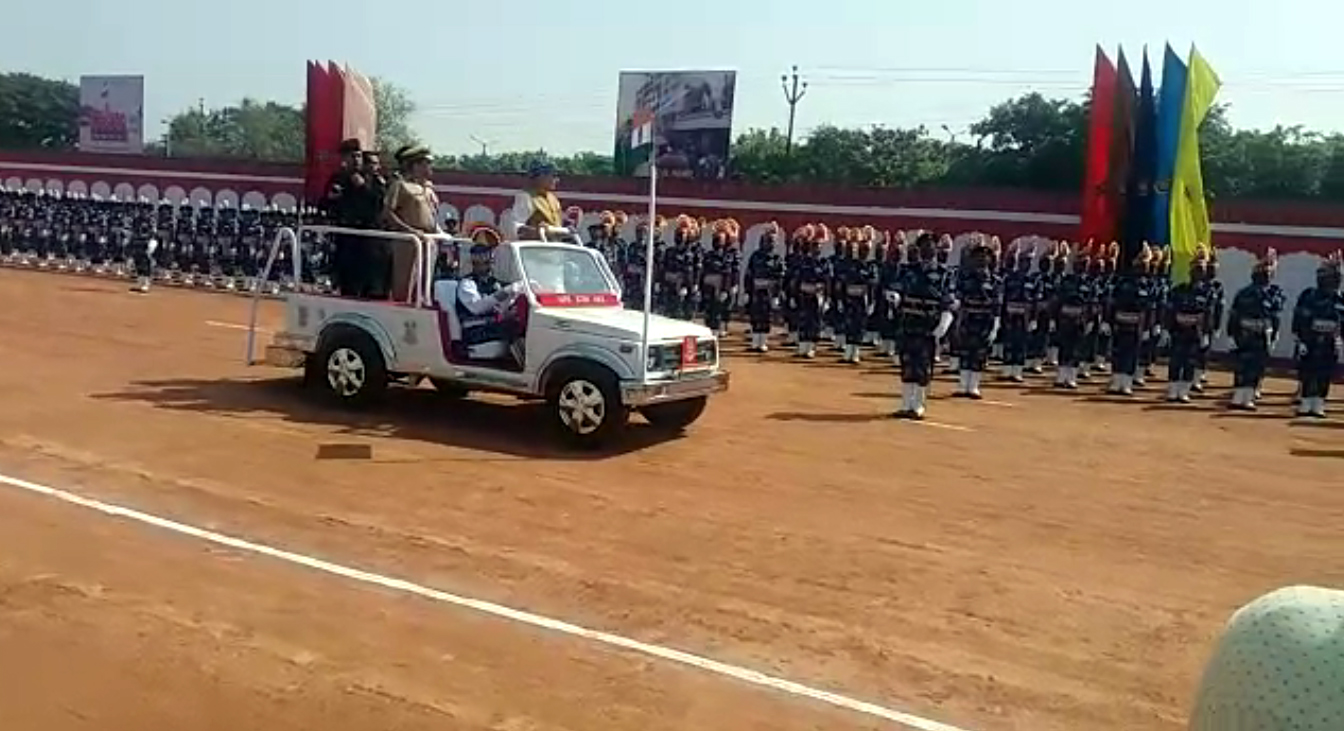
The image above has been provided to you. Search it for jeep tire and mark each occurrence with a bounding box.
[314,327,387,409]
[546,363,628,449]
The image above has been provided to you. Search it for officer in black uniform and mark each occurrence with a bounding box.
[323,138,385,297]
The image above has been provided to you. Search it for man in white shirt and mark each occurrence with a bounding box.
[510,161,571,241]
[438,242,525,363]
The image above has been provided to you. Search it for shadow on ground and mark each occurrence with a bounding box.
[92,377,681,460]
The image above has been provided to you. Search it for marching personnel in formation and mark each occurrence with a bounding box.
[889,232,957,419]
[999,240,1040,382]
[875,232,907,360]
[822,227,848,345]
[699,219,739,337]
[952,236,1004,399]
[1163,245,1217,403]
[837,228,876,364]
[620,215,662,311]
[1225,249,1286,411]
[1139,249,1173,384]
[1051,243,1095,389]
[864,228,887,348]
[792,224,830,359]
[992,236,1017,363]
[657,216,699,319]
[744,222,785,353]
[1290,251,1343,418]
[935,234,959,371]
[1078,243,1116,379]
[1026,242,1058,374]
[782,229,807,347]
[1104,243,1158,396]
[1193,249,1226,393]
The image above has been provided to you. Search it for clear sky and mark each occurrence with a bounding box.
[5,0,1342,155]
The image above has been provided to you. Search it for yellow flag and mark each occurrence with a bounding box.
[1169,46,1221,284]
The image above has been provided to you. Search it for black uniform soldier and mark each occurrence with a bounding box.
[1192,249,1225,393]
[792,224,830,359]
[744,222,785,353]
[999,240,1039,382]
[1051,243,1095,389]
[700,218,739,337]
[1290,251,1343,418]
[1104,244,1158,396]
[890,232,957,419]
[324,138,384,297]
[1163,245,1216,403]
[1225,249,1286,411]
[953,237,1004,398]
[837,229,874,363]
[875,231,906,359]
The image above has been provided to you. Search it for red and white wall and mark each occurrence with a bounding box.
[3,150,1340,357]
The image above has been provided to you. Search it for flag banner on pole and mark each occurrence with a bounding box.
[1121,49,1158,267]
[1169,46,1221,284]
[631,108,654,150]
[1079,46,1118,245]
[1107,48,1137,247]
[1152,44,1188,248]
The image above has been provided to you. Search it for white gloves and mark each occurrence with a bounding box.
[988,317,1001,345]
[1099,322,1112,337]
[933,311,954,340]
[884,291,901,307]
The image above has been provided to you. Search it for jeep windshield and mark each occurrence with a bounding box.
[520,245,619,297]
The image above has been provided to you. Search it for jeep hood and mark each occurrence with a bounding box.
[544,307,713,342]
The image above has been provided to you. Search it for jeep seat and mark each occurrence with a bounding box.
[433,279,464,341]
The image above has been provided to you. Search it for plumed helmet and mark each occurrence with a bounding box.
[1253,247,1277,275]
[599,210,615,227]
[1134,242,1153,266]
[613,210,629,226]
[1319,249,1343,276]
[813,223,832,244]
[468,223,502,247]
[563,206,583,227]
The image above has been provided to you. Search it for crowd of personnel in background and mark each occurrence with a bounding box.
[1,177,1339,420]
[576,214,1342,420]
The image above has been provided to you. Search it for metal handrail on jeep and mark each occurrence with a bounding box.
[244,224,455,365]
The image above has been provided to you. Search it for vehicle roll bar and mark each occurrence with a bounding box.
[244,224,456,365]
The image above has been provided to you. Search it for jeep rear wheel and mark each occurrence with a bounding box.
[547,364,627,449]
[315,329,387,408]
[641,396,708,432]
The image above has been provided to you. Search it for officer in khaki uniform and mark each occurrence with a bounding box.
[382,144,442,302]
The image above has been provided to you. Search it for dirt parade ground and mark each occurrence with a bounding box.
[0,266,1340,731]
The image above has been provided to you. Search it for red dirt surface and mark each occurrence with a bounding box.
[0,267,1340,731]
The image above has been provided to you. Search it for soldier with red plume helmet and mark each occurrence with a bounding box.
[951,235,1004,398]
[701,218,739,336]
[745,222,786,353]
[999,239,1041,382]
[792,224,831,358]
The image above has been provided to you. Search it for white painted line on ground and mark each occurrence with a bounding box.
[912,420,974,432]
[978,400,1016,408]
[206,320,268,334]
[0,470,975,731]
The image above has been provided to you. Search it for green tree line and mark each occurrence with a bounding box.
[5,70,1344,201]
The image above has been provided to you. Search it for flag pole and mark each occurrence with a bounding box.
[639,113,657,382]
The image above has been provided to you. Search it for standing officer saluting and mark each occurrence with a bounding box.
[889,232,957,420]
[323,138,384,298]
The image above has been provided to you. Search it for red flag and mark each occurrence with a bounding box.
[1080,46,1118,245]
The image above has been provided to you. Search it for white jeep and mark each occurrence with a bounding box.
[248,226,729,447]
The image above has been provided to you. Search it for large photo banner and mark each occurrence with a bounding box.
[613,70,736,179]
[78,75,145,154]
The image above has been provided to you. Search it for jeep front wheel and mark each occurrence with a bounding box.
[642,396,708,432]
[547,365,627,448]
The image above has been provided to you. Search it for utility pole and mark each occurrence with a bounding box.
[780,66,807,156]
[940,124,958,145]
[470,135,495,156]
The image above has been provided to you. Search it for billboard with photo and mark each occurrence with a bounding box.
[78,75,145,154]
[613,70,736,179]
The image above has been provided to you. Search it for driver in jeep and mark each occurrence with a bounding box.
[439,241,526,366]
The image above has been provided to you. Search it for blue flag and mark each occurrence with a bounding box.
[1153,44,1187,247]
[1122,48,1158,267]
